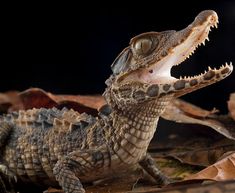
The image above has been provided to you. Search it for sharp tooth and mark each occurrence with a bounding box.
[208,66,212,70]
[206,37,209,41]
[215,23,218,28]
[202,41,205,46]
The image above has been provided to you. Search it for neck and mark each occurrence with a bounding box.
[108,95,172,165]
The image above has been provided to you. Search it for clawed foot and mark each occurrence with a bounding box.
[0,165,17,183]
[139,154,175,187]
[159,176,174,186]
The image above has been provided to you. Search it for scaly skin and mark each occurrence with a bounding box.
[0,10,233,193]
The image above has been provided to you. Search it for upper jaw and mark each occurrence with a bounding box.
[171,10,219,66]
[116,10,233,98]
[118,10,221,85]
[142,10,220,85]
[141,10,233,97]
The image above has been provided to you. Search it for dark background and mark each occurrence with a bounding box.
[2,1,235,114]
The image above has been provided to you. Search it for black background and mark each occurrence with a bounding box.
[2,1,235,114]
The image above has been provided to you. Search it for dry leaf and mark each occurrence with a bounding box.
[50,94,105,110]
[150,123,235,167]
[0,91,22,113]
[162,99,235,140]
[185,152,235,181]
[134,180,235,193]
[85,168,145,193]
[228,93,235,121]
[19,88,105,115]
[0,93,12,113]
[0,89,235,192]
[19,88,57,109]
[161,143,235,167]
[168,99,219,118]
[0,88,106,115]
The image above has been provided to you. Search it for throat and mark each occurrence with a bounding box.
[110,97,171,164]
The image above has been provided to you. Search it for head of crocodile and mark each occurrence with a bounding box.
[104,10,233,111]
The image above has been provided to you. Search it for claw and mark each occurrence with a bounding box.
[0,164,17,183]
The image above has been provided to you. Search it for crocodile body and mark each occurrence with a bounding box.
[0,10,233,193]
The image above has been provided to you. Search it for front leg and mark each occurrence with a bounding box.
[139,153,171,186]
[53,158,85,193]
[0,175,7,193]
[53,148,109,193]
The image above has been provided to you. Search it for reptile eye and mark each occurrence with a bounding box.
[134,38,153,55]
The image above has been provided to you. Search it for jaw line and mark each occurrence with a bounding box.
[119,11,229,87]
[138,14,219,84]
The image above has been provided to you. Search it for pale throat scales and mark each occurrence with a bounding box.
[109,95,173,165]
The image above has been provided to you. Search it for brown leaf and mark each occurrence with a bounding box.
[0,93,12,113]
[85,168,145,193]
[0,91,22,113]
[185,152,235,181]
[51,94,105,110]
[228,93,235,121]
[169,99,219,118]
[131,180,235,193]
[0,88,106,115]
[19,88,57,109]
[162,99,235,140]
[18,88,106,115]
[162,142,235,167]
[153,157,200,180]
[150,120,235,167]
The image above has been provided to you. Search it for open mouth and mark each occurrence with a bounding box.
[123,10,233,87]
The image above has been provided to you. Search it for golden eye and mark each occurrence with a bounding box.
[134,38,153,55]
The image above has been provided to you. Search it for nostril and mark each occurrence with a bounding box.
[210,16,215,23]
[208,15,217,24]
[149,69,153,73]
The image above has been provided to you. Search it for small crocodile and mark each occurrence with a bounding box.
[0,10,233,193]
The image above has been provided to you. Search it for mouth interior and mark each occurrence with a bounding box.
[143,19,217,84]
[124,13,223,85]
